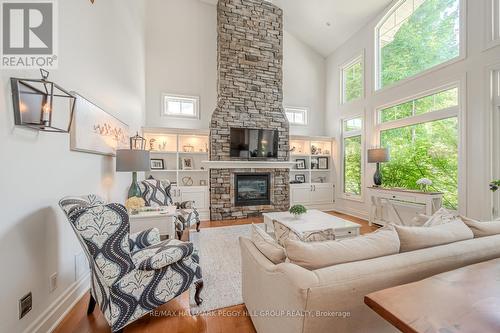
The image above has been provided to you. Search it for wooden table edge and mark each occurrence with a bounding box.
[364,295,418,333]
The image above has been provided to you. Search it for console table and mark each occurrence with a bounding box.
[367,187,443,226]
[129,206,177,239]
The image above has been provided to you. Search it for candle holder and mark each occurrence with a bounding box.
[11,69,76,133]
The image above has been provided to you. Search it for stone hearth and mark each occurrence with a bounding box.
[209,0,290,220]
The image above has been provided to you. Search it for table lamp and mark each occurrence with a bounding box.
[116,149,150,198]
[368,148,390,187]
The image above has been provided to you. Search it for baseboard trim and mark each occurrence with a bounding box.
[23,273,90,333]
[331,206,369,221]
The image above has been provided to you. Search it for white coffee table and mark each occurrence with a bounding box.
[263,210,361,240]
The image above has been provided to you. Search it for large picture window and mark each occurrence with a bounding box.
[342,117,363,197]
[377,87,460,209]
[376,0,461,89]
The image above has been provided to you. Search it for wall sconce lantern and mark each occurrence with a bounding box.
[130,132,147,150]
[11,69,76,133]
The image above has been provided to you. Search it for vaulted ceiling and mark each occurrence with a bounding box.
[200,0,394,57]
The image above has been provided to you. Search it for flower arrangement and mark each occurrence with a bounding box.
[490,180,500,192]
[416,178,432,192]
[289,204,307,217]
[125,196,145,214]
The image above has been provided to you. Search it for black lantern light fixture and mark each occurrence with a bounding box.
[11,69,76,133]
[130,132,146,150]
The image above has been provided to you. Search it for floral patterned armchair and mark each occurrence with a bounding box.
[59,195,203,333]
[139,179,201,239]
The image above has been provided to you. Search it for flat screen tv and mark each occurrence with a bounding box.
[230,128,279,159]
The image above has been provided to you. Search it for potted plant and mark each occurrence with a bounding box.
[416,178,432,192]
[289,204,307,218]
[490,180,500,192]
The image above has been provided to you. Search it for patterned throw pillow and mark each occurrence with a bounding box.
[423,208,461,227]
[273,220,335,247]
[139,179,173,207]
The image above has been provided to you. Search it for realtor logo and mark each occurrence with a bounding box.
[1,0,58,68]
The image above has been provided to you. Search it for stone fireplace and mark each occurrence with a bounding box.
[209,0,290,220]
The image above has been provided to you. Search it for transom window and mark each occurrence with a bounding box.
[162,94,200,119]
[376,0,461,89]
[377,86,460,209]
[341,55,363,104]
[379,87,458,123]
[285,107,308,125]
[342,117,363,197]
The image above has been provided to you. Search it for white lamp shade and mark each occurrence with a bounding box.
[368,148,390,163]
[116,149,150,172]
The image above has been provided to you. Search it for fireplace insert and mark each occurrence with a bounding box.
[235,173,271,206]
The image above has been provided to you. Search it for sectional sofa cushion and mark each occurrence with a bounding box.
[251,224,286,264]
[284,225,400,270]
[394,221,474,252]
[461,217,500,238]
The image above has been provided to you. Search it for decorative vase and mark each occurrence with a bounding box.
[128,171,142,198]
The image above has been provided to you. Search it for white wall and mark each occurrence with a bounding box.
[326,0,500,220]
[283,31,326,136]
[0,1,146,332]
[145,0,327,136]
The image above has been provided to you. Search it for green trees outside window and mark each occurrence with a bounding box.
[343,135,362,196]
[343,59,363,103]
[378,0,460,88]
[380,117,458,209]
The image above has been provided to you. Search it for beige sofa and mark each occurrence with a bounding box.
[240,234,500,333]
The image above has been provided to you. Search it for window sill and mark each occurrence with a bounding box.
[340,194,364,203]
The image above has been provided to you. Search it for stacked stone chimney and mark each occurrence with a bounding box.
[209,0,290,220]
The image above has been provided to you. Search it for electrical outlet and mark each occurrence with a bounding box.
[49,273,58,293]
[19,292,32,319]
[74,252,89,281]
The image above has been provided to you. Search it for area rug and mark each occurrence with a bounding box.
[189,223,260,315]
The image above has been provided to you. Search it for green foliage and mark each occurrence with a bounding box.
[380,88,458,123]
[344,61,363,102]
[344,136,362,195]
[381,117,458,209]
[380,0,460,88]
[289,205,307,216]
[490,180,500,192]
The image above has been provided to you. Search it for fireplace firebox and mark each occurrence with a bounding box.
[235,173,271,207]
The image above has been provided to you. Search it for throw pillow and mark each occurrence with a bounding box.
[461,216,500,238]
[394,221,473,252]
[284,225,400,270]
[273,220,335,247]
[251,224,286,264]
[422,208,461,227]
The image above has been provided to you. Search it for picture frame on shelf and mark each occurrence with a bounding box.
[311,158,319,169]
[181,157,194,170]
[295,159,306,170]
[295,174,306,183]
[318,157,329,169]
[150,159,165,170]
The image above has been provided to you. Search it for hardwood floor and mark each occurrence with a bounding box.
[54,211,375,333]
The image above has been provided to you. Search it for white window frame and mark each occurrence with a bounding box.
[341,115,365,201]
[340,54,364,105]
[485,0,500,50]
[161,94,200,119]
[374,81,465,213]
[285,107,309,126]
[374,0,466,92]
[489,66,500,218]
